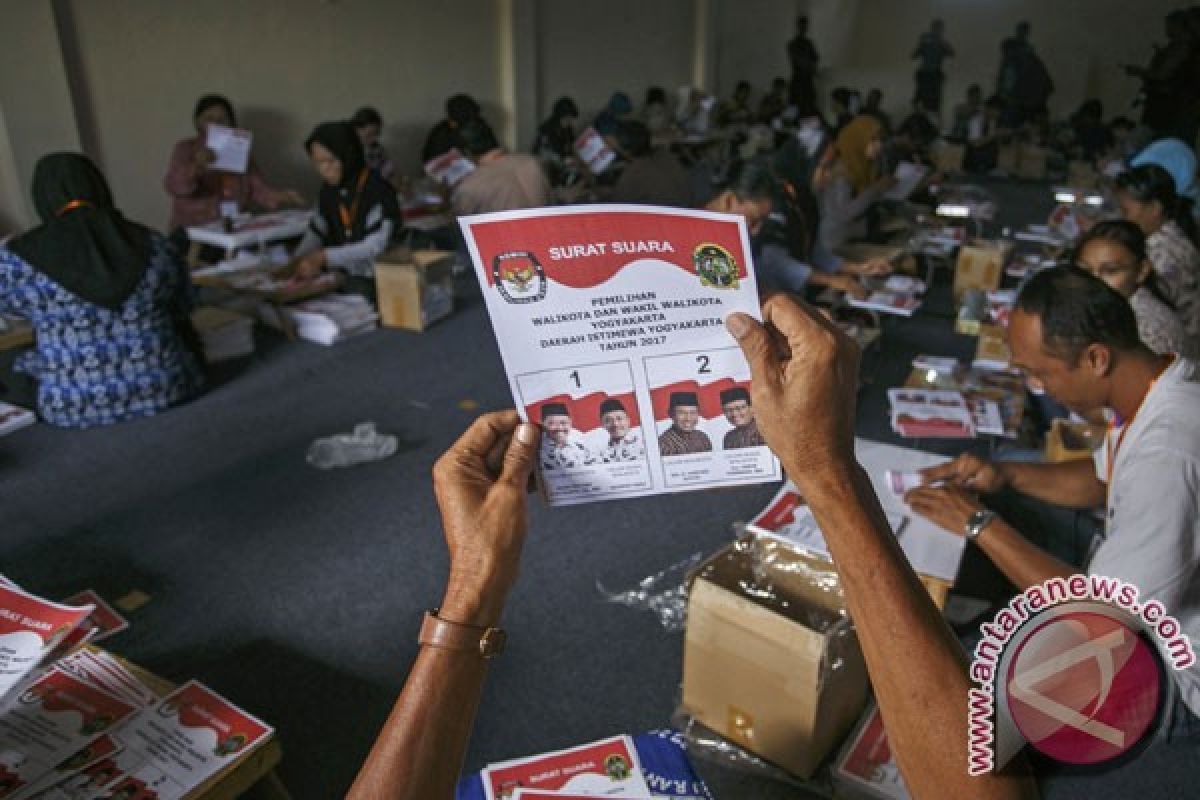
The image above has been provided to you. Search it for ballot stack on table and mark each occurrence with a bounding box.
[0,576,277,799]
[257,293,379,345]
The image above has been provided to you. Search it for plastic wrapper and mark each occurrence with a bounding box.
[306,422,397,469]
[597,552,705,632]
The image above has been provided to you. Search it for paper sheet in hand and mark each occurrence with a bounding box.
[462,205,781,506]
[574,128,617,174]
[884,161,929,200]
[424,147,475,187]
[204,125,252,174]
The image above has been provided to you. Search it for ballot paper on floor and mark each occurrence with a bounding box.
[461,205,781,506]
[0,585,93,700]
[86,682,272,800]
[482,735,651,799]
[0,667,138,796]
[204,125,252,174]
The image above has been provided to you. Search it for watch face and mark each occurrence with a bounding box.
[480,628,507,658]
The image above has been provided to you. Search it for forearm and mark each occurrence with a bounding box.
[165,162,202,198]
[348,576,506,800]
[999,460,1104,509]
[973,517,1076,591]
[324,221,394,276]
[801,464,1036,800]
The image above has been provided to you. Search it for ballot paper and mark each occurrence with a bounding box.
[513,792,653,800]
[0,403,35,438]
[847,291,921,317]
[884,161,930,201]
[462,205,781,506]
[0,668,137,797]
[747,482,905,559]
[12,733,123,799]
[834,703,908,800]
[574,128,617,174]
[888,389,975,439]
[204,125,252,174]
[482,735,651,799]
[0,586,93,700]
[424,147,475,188]
[59,594,128,645]
[87,682,271,800]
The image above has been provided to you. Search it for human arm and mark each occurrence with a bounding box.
[920,453,1106,509]
[163,140,210,198]
[726,296,1037,800]
[246,160,303,210]
[347,412,540,800]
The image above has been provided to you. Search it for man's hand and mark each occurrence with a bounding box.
[919,453,1008,493]
[844,257,893,277]
[432,411,539,627]
[903,485,985,536]
[828,273,869,300]
[726,295,860,490]
[290,249,327,281]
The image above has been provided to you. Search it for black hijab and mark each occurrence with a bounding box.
[7,153,152,311]
[304,121,398,246]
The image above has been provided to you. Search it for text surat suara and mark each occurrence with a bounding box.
[461,204,781,506]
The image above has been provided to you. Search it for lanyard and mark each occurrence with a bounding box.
[55,199,93,216]
[338,169,369,238]
[1105,355,1175,486]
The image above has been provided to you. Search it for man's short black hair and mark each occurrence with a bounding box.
[351,106,382,129]
[1015,266,1142,363]
[459,119,499,157]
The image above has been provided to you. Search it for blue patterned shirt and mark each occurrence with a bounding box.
[0,233,204,428]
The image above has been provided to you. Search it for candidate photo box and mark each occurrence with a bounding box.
[644,347,779,489]
[516,360,654,505]
[681,534,869,778]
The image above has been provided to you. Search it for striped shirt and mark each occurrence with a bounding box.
[658,425,712,456]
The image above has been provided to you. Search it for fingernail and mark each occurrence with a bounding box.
[725,313,750,339]
[515,422,539,445]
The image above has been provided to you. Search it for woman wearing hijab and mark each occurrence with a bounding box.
[1130,137,1200,210]
[290,121,399,292]
[0,153,204,428]
[533,97,579,161]
[163,94,303,231]
[816,114,894,254]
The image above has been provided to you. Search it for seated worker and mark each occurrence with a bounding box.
[1,153,203,428]
[905,267,1200,737]
[1068,99,1112,163]
[451,120,551,216]
[532,96,579,163]
[708,157,878,299]
[1074,219,1187,356]
[720,387,765,448]
[594,91,634,137]
[290,121,399,292]
[757,77,790,125]
[609,121,693,207]
[863,88,892,133]
[351,107,397,186]
[163,94,302,231]
[1116,164,1200,351]
[348,299,1037,800]
[538,403,593,469]
[422,93,489,164]
[963,95,1007,173]
[657,392,712,455]
[717,81,755,128]
[675,87,714,137]
[950,83,983,141]
[1130,137,1200,208]
[829,87,855,133]
[593,398,644,463]
[816,115,894,254]
[641,86,675,137]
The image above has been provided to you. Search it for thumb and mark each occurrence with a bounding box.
[497,422,539,489]
[726,313,777,386]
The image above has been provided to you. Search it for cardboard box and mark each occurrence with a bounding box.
[681,535,869,778]
[1045,418,1105,463]
[374,248,455,332]
[952,243,1006,302]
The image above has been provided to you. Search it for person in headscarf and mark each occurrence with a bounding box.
[421,93,490,164]
[1,153,204,428]
[1131,137,1200,209]
[290,121,400,291]
[163,93,302,231]
[817,115,892,253]
[533,97,579,161]
[594,92,634,137]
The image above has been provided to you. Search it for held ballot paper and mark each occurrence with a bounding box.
[462,205,781,506]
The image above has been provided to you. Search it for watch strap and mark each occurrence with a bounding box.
[418,610,506,659]
[965,510,997,542]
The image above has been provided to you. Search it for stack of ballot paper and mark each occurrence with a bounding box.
[0,576,273,799]
[0,401,35,437]
[259,294,378,345]
[848,290,922,317]
[478,735,653,799]
[191,306,255,363]
[887,388,975,438]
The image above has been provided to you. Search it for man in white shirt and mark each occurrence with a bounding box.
[538,403,593,470]
[907,267,1200,722]
[594,397,644,463]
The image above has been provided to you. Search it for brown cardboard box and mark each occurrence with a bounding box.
[374,248,455,332]
[681,536,869,778]
[1016,144,1048,180]
[952,243,1006,301]
[1045,419,1105,463]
